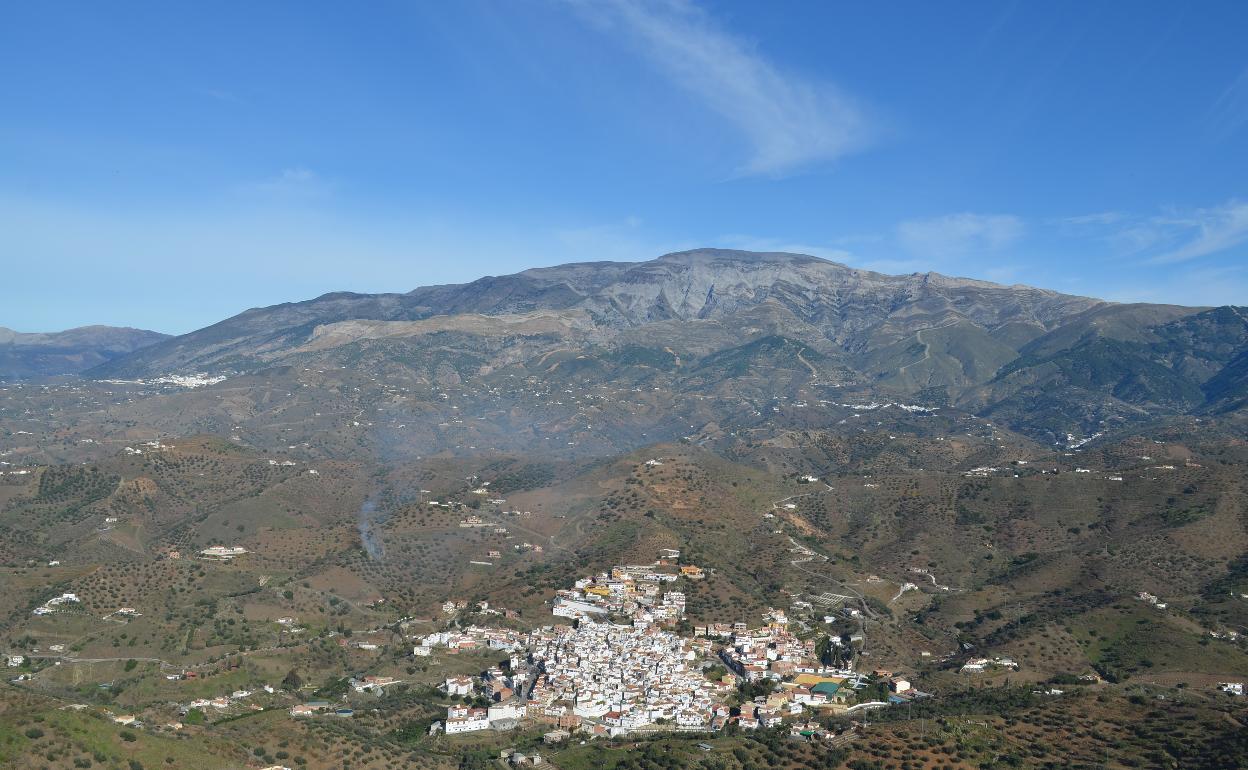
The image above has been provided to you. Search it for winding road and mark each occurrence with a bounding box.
[765,481,877,663]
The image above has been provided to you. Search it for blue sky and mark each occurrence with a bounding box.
[2,1,1247,334]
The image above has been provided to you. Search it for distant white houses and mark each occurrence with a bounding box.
[200,546,248,560]
[352,675,400,693]
[33,592,80,615]
[289,700,331,717]
[960,656,1018,673]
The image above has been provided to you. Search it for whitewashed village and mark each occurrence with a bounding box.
[286,548,927,745]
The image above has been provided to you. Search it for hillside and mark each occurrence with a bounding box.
[4,251,1248,770]
[89,250,1109,379]
[82,250,1248,445]
[0,325,169,378]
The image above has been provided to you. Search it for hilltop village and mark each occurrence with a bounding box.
[341,550,921,742]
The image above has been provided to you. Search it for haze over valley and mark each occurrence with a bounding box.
[4,2,1247,768]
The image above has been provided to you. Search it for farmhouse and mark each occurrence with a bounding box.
[200,545,248,560]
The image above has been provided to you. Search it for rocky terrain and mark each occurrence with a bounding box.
[1,250,1245,770]
[84,250,1247,446]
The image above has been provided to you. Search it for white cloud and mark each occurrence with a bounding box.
[567,0,869,176]
[1148,199,1248,264]
[1207,66,1248,141]
[1100,265,1248,308]
[1059,200,1248,265]
[238,167,331,200]
[896,213,1024,257]
[1059,211,1125,227]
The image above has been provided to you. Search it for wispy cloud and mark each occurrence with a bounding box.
[896,213,1024,257]
[567,0,869,176]
[1207,66,1248,141]
[237,167,332,201]
[1100,264,1248,308]
[1058,211,1125,227]
[1059,200,1248,264]
[1148,199,1248,264]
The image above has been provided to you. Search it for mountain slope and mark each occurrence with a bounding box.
[90,249,1106,377]
[0,325,169,378]
[82,249,1248,443]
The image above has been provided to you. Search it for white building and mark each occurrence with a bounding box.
[200,545,248,560]
[488,701,526,723]
[445,676,473,696]
[445,707,490,734]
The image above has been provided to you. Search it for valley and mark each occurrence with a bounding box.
[1,251,1246,770]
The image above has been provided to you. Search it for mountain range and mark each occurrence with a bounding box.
[8,249,1248,443]
[3,251,1247,770]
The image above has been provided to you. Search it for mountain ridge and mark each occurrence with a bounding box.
[74,248,1247,443]
[91,248,1114,375]
[0,324,169,379]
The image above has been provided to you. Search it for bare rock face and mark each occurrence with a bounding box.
[79,248,1248,442]
[94,249,1107,377]
[411,248,1104,338]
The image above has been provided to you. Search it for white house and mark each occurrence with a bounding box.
[445,707,490,734]
[488,701,526,723]
[445,676,473,696]
[200,546,248,560]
